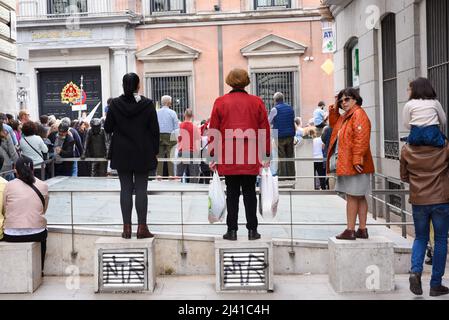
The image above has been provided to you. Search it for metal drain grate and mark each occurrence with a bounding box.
[220,249,269,291]
[99,249,148,292]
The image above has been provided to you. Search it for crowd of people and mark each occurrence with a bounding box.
[0,71,448,297]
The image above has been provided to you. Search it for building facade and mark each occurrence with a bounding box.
[324,0,448,182]
[0,0,16,115]
[17,0,334,122]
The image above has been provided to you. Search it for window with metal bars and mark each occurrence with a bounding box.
[151,0,186,13]
[427,0,449,136]
[255,0,291,9]
[382,13,399,159]
[254,72,294,111]
[47,0,87,14]
[149,76,189,120]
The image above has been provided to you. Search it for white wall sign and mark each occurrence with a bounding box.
[322,26,336,53]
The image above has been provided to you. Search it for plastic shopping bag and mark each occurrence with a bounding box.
[259,168,279,220]
[208,171,227,223]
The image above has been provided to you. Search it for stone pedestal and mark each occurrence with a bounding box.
[94,237,156,293]
[329,236,395,293]
[215,237,273,293]
[0,242,42,293]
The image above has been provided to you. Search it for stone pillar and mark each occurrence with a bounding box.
[0,242,42,293]
[127,49,137,75]
[111,47,128,97]
[329,236,395,293]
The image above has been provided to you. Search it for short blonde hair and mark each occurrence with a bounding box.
[226,69,250,89]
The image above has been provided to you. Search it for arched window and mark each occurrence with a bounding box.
[381,13,398,159]
[427,0,449,135]
[345,38,359,88]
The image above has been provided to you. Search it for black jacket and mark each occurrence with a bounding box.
[104,95,160,173]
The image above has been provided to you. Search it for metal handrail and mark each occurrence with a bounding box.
[1,156,412,256]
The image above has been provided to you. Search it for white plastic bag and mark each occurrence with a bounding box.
[208,171,227,223]
[259,168,279,219]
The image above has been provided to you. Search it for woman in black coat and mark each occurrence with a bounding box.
[104,73,160,239]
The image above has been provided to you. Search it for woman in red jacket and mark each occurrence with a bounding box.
[209,69,271,241]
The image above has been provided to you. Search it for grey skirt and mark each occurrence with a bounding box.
[335,174,372,196]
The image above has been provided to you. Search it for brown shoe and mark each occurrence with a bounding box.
[122,224,132,239]
[355,228,369,239]
[137,224,154,239]
[336,229,356,240]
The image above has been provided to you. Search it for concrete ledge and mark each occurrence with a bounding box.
[44,227,412,276]
[329,236,395,293]
[94,237,156,293]
[0,242,42,293]
[215,238,274,293]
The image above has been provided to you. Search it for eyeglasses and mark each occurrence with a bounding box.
[339,97,352,104]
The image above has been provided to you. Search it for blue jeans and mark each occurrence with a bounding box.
[411,203,449,288]
[408,125,446,147]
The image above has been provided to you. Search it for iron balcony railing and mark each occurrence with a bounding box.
[17,0,143,19]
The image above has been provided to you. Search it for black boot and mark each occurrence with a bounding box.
[430,285,449,297]
[409,272,423,296]
[248,230,261,241]
[223,230,237,241]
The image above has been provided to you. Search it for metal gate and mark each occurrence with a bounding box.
[427,0,449,135]
[382,13,399,159]
[38,67,102,120]
[254,71,294,111]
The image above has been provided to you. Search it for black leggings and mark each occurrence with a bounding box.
[118,171,149,225]
[3,229,47,270]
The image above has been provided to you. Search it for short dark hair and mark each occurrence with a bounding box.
[0,113,6,121]
[318,101,326,107]
[21,121,37,137]
[59,122,70,133]
[6,114,13,121]
[341,88,363,106]
[40,115,49,125]
[409,77,437,100]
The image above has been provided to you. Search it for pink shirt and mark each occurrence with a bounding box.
[3,178,48,229]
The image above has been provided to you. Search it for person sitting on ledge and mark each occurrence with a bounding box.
[3,156,49,271]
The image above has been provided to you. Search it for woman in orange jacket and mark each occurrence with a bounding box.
[327,88,375,240]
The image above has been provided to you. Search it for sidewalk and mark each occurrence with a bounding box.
[1,272,448,300]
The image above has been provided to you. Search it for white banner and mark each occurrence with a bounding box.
[322,26,336,53]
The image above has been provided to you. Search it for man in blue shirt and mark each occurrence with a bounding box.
[269,92,296,180]
[156,95,180,178]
